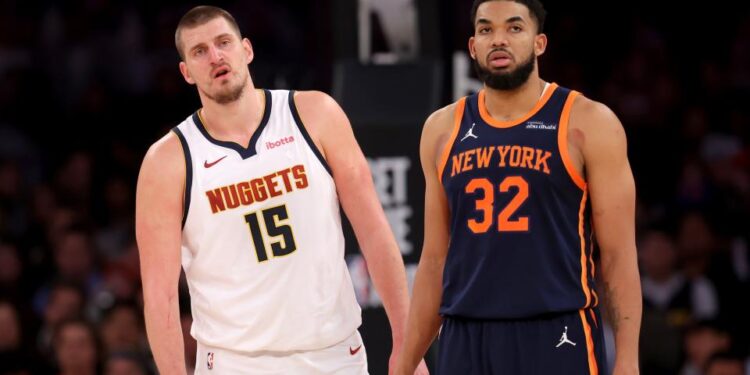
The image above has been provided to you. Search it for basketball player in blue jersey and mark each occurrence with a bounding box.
[396,1,641,374]
[135,6,428,374]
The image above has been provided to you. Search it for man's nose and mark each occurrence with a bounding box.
[490,30,509,48]
[208,46,224,64]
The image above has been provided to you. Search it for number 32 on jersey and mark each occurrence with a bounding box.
[465,176,529,233]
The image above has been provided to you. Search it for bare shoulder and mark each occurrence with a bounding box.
[421,101,461,164]
[291,90,350,149]
[423,102,458,138]
[569,94,626,140]
[293,90,338,110]
[568,94,629,165]
[138,131,186,186]
[290,90,351,159]
[135,130,185,258]
[143,131,184,167]
[292,90,345,127]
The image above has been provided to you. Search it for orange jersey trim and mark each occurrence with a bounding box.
[478,83,558,128]
[589,229,599,306]
[579,310,599,375]
[438,98,467,184]
[589,309,598,329]
[558,91,586,190]
[579,190,592,307]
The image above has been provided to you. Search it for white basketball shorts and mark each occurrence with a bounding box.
[194,330,369,374]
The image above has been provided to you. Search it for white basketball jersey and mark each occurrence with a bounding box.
[173,89,361,353]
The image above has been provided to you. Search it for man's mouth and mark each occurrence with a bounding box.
[488,50,512,68]
[213,66,231,79]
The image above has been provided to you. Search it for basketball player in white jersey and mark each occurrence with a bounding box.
[135,6,428,375]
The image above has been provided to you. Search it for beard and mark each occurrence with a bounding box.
[473,50,535,91]
[204,73,247,104]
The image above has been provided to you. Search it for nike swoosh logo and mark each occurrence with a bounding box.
[349,345,362,355]
[204,155,227,168]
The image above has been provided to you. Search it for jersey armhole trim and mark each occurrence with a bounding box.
[172,127,192,229]
[288,91,333,176]
[437,97,467,185]
[558,91,587,190]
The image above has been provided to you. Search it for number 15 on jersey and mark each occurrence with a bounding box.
[244,204,297,262]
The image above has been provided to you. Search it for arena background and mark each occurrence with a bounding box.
[0,1,749,374]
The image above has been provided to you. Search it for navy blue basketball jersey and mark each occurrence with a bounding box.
[438,83,598,319]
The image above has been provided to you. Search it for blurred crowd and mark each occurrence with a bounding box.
[1,1,750,375]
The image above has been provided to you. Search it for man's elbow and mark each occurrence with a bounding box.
[337,161,374,195]
[599,246,640,276]
[142,281,180,311]
[349,161,373,183]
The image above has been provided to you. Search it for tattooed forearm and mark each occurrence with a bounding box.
[598,243,642,367]
[602,280,629,332]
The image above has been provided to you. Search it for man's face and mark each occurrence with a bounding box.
[45,287,83,325]
[55,324,97,371]
[179,17,253,104]
[469,1,546,90]
[101,307,141,351]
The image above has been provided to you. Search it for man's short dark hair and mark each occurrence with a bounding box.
[175,5,241,60]
[470,0,546,34]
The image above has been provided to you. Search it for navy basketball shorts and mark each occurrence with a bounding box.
[437,308,607,375]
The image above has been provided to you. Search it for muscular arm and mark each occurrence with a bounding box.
[396,105,456,374]
[293,91,412,352]
[135,133,188,375]
[574,98,641,373]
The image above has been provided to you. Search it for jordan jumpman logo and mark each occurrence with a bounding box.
[460,123,479,142]
[556,326,576,347]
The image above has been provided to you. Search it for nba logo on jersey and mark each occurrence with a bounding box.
[207,352,214,370]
